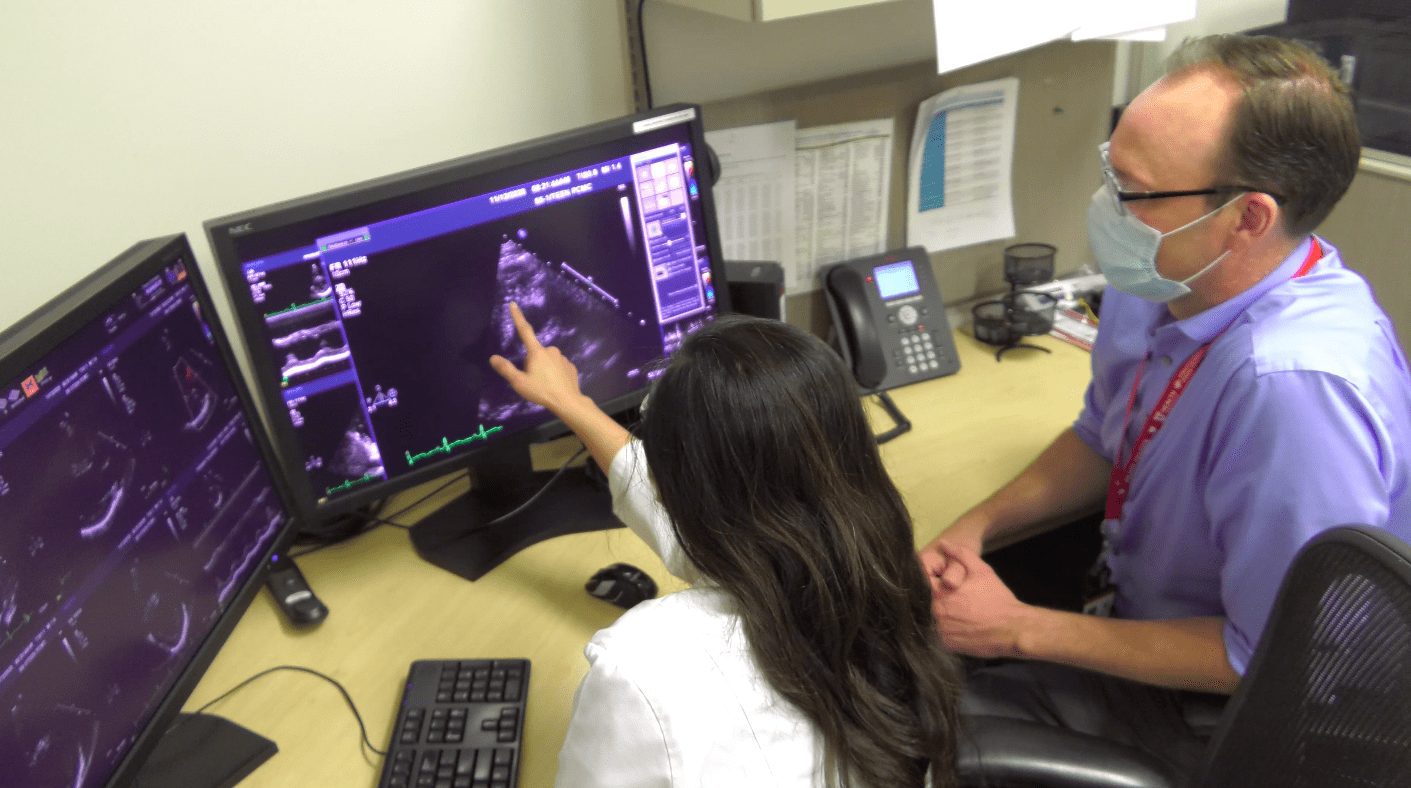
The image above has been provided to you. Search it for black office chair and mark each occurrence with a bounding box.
[957,525,1411,788]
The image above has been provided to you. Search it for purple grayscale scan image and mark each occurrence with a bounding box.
[0,283,284,787]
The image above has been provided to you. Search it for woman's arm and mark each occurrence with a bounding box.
[488,301,630,472]
[489,303,695,580]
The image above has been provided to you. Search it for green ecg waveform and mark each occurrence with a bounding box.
[405,425,505,468]
[264,297,331,319]
[326,472,377,496]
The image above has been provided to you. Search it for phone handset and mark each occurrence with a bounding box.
[823,247,960,392]
[825,265,890,389]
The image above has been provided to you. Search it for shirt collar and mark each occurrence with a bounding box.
[1169,235,1318,343]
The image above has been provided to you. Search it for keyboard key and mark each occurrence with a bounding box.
[456,749,476,777]
[380,660,528,788]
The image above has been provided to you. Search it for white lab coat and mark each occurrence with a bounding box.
[554,440,827,787]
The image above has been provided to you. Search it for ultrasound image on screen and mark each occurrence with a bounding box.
[0,267,286,787]
[334,190,663,471]
[232,130,719,504]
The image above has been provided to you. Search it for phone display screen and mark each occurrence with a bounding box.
[873,260,920,300]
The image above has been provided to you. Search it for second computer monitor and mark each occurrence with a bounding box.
[0,235,292,787]
[206,105,726,522]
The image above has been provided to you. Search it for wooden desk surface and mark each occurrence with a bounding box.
[184,331,1090,787]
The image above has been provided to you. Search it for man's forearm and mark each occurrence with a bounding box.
[1017,609,1241,694]
[941,428,1112,549]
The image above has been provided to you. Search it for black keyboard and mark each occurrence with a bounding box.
[378,659,530,788]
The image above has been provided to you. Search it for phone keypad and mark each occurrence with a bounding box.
[895,326,946,376]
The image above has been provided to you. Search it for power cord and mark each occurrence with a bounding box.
[484,446,588,526]
[330,444,591,543]
[637,0,654,109]
[358,469,473,529]
[175,665,386,759]
[288,471,470,558]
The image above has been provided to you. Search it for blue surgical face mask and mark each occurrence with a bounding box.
[1087,185,1242,303]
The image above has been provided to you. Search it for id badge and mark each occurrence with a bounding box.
[1081,518,1119,617]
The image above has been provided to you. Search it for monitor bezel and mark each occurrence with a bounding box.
[203,103,730,521]
[0,234,301,788]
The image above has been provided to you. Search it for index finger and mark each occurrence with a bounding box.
[508,302,543,351]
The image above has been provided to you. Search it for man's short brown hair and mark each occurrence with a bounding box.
[1166,34,1361,237]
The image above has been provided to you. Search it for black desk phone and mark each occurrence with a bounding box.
[824,247,960,392]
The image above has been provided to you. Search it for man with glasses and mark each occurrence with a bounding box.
[920,33,1411,778]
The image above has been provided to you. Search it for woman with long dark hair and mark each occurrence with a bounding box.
[491,304,961,787]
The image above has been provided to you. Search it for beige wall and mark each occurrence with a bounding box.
[1318,162,1411,358]
[702,40,1116,334]
[0,1,632,333]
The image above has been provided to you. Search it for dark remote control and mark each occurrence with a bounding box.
[265,552,328,627]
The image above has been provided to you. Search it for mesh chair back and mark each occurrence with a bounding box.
[1197,526,1411,788]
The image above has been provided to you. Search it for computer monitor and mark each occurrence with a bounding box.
[205,104,728,580]
[0,235,295,787]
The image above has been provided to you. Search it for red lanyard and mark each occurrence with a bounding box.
[1103,239,1323,520]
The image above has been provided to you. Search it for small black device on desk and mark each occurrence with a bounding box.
[379,659,530,788]
[265,552,328,627]
[586,562,658,609]
[724,259,785,321]
[824,246,961,392]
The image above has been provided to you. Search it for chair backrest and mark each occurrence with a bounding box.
[1196,526,1411,788]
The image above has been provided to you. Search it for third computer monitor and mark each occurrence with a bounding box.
[205,104,727,528]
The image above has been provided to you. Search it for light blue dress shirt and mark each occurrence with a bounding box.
[1073,236,1411,674]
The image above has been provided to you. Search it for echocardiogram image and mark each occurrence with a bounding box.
[0,284,284,788]
[333,186,664,475]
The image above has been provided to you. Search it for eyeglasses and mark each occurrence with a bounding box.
[1098,142,1283,216]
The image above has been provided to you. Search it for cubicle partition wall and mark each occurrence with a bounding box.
[698,40,1116,335]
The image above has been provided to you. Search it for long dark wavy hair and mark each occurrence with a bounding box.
[636,315,962,787]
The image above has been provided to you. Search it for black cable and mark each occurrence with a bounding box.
[289,470,473,558]
[637,0,654,109]
[376,469,473,524]
[301,444,588,552]
[363,446,588,534]
[484,445,588,526]
[177,664,386,758]
[873,391,912,445]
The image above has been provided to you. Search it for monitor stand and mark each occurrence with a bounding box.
[409,445,623,581]
[134,712,276,788]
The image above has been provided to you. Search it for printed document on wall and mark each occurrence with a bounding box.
[793,119,893,292]
[704,121,797,283]
[907,77,1017,253]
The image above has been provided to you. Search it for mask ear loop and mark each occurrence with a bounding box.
[1156,191,1246,241]
[1167,193,1246,288]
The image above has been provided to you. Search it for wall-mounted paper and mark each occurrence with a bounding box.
[793,119,893,292]
[705,120,798,286]
[907,77,1018,253]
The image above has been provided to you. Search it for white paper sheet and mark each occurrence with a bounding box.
[704,121,797,283]
[1070,0,1195,41]
[931,1,1195,73]
[906,77,1018,253]
[792,119,893,292]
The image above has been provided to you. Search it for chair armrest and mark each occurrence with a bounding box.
[957,715,1180,788]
